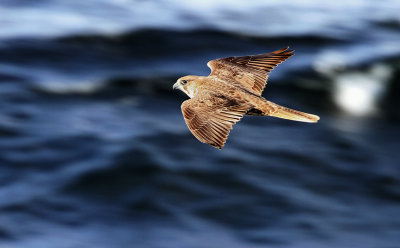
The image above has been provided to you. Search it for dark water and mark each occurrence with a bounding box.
[1,1,400,247]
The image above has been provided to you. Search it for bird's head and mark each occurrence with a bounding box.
[172,75,203,98]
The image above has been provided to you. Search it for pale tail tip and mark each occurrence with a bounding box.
[309,114,320,123]
[295,114,320,123]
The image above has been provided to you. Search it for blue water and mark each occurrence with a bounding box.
[1,1,400,247]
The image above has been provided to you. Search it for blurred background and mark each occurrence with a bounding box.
[1,0,400,247]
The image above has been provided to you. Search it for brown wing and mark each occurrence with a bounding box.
[207,47,294,96]
[181,94,250,149]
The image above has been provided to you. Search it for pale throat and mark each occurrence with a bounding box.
[182,86,198,98]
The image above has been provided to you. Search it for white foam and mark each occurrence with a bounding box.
[1,0,400,39]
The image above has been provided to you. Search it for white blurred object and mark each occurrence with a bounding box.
[314,49,392,116]
[333,64,391,116]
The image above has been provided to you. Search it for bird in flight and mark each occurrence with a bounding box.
[173,47,319,149]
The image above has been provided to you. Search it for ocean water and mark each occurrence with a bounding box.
[0,1,400,247]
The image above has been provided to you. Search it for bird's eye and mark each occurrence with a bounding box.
[181,80,187,85]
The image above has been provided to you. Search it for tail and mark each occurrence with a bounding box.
[263,100,320,123]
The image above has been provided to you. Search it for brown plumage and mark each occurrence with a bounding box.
[173,47,320,149]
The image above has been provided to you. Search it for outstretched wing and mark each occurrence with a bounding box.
[181,94,250,149]
[207,47,294,96]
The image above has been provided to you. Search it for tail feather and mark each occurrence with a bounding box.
[265,101,320,123]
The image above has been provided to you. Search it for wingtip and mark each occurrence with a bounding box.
[285,46,295,55]
[215,144,224,150]
[274,46,295,56]
[208,141,225,150]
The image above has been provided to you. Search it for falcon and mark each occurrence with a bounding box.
[173,47,319,149]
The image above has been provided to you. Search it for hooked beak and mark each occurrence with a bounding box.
[172,82,179,90]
